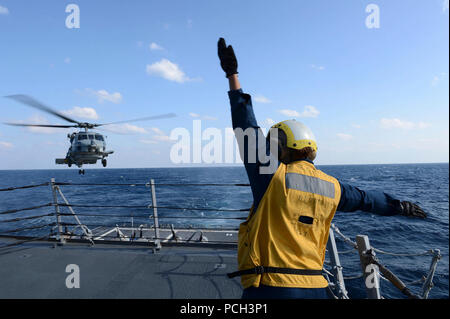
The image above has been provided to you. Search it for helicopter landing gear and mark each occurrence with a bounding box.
[102,159,107,167]
[78,169,85,175]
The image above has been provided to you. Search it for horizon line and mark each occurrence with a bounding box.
[0,161,448,171]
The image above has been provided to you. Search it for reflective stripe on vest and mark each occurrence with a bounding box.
[285,173,335,199]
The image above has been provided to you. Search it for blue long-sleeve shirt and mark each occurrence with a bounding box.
[229,89,402,215]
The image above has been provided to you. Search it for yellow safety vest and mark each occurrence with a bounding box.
[235,160,341,289]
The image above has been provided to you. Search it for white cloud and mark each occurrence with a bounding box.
[146,127,175,143]
[311,64,325,71]
[152,135,173,142]
[380,118,414,129]
[431,72,448,86]
[151,127,166,135]
[443,0,449,13]
[140,139,158,144]
[417,122,431,129]
[202,115,218,120]
[188,113,217,120]
[253,95,272,104]
[146,59,194,83]
[21,115,63,134]
[279,109,300,117]
[86,89,123,104]
[337,133,353,141]
[149,42,164,51]
[0,5,9,15]
[63,106,99,120]
[264,118,276,127]
[106,123,147,134]
[431,75,440,86]
[300,105,320,118]
[0,141,13,148]
[64,57,71,64]
[352,124,362,129]
[380,118,431,130]
[279,105,319,118]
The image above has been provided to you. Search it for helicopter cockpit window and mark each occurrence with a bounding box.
[78,134,87,140]
[95,135,104,141]
[88,135,95,140]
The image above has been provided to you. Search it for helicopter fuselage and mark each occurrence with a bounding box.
[55,131,113,168]
[5,94,174,172]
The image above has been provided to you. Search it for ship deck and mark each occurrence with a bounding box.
[0,236,241,299]
[0,179,442,299]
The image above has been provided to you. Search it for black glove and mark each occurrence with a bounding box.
[399,201,427,218]
[218,38,238,78]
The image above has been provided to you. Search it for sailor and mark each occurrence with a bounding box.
[217,38,427,299]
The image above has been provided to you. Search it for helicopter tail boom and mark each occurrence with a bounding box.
[55,158,68,165]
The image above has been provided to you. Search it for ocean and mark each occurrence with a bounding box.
[0,163,448,299]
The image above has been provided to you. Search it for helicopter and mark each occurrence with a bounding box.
[4,94,175,174]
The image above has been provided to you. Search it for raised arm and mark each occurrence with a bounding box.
[228,74,241,91]
[217,38,276,210]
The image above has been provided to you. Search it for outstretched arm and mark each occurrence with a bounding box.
[338,182,427,218]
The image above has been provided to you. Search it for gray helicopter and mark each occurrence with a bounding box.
[4,95,175,174]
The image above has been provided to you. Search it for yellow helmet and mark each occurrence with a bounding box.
[271,119,318,152]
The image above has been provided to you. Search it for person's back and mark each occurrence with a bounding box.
[238,160,340,289]
[217,38,427,299]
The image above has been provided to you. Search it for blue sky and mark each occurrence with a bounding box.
[0,0,448,169]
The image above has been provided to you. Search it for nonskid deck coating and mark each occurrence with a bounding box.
[0,238,242,298]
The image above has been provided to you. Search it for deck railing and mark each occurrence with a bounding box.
[0,178,442,299]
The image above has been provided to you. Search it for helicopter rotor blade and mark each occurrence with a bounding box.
[4,123,77,128]
[5,95,81,125]
[96,113,176,126]
[96,127,135,135]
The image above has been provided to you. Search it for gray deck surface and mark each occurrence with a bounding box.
[0,237,242,299]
